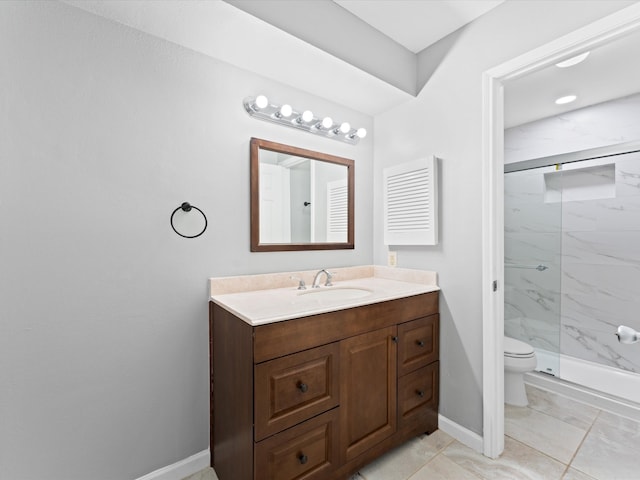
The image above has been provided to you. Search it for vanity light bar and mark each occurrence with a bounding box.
[243,95,367,145]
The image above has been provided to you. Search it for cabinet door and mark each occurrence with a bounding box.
[339,326,397,462]
[255,343,340,441]
[398,314,439,377]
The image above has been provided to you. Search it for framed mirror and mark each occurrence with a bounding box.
[250,138,354,252]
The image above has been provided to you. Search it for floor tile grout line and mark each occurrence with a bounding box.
[437,445,491,480]
[407,434,461,478]
[504,402,602,480]
[504,434,570,472]
[505,402,592,462]
[505,397,596,469]
[403,451,447,480]
[426,450,485,480]
[564,408,603,479]
[359,431,458,480]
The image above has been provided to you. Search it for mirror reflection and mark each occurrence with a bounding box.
[250,138,354,252]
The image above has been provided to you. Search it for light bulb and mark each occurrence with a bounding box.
[301,110,314,123]
[356,128,367,138]
[555,95,577,105]
[321,117,333,129]
[279,104,292,117]
[255,95,268,110]
[339,122,351,134]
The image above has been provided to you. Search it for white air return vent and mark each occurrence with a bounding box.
[383,157,438,245]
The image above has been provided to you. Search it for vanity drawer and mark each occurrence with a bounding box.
[398,314,439,377]
[255,343,340,441]
[398,362,439,430]
[254,408,339,480]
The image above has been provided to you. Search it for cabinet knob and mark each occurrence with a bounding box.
[416,389,425,398]
[416,340,425,347]
[391,336,399,343]
[297,381,308,393]
[298,453,308,465]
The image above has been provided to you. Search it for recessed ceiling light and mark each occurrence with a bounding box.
[555,51,590,68]
[555,95,577,105]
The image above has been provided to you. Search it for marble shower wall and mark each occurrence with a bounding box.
[505,152,640,375]
[560,152,640,373]
[504,167,562,354]
[505,93,640,164]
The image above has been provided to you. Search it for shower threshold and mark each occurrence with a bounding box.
[525,370,640,423]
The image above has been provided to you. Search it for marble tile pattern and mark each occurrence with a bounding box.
[183,386,640,480]
[504,168,562,353]
[504,92,640,164]
[571,410,640,480]
[504,151,640,376]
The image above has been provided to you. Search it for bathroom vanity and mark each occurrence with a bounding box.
[209,266,439,480]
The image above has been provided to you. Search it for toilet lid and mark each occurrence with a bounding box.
[504,336,535,356]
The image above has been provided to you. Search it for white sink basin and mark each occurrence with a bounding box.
[293,287,373,304]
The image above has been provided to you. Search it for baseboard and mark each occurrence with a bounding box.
[438,414,483,453]
[134,419,481,480]
[135,449,210,480]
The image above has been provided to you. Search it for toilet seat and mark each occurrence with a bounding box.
[504,336,535,358]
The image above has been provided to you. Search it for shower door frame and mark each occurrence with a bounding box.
[481,4,640,459]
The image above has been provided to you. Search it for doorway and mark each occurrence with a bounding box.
[481,4,640,458]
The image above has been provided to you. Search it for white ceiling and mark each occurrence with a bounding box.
[62,1,640,125]
[504,28,640,127]
[333,0,505,53]
[62,0,414,115]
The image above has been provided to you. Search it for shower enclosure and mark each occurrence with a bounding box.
[504,142,640,404]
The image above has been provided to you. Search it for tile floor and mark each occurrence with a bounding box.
[186,384,640,480]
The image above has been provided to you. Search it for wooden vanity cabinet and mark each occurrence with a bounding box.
[210,291,439,480]
[254,343,340,441]
[340,326,397,463]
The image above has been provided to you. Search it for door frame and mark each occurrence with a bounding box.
[481,3,640,458]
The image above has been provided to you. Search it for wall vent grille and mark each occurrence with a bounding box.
[383,157,438,245]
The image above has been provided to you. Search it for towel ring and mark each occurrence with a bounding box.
[170,202,207,238]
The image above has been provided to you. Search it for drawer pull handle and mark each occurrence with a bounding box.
[297,382,308,393]
[416,389,425,398]
[416,340,425,347]
[298,453,308,465]
[391,336,399,343]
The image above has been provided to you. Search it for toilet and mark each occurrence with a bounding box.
[504,336,537,406]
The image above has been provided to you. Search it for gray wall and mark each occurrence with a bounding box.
[225,0,417,95]
[373,0,635,436]
[0,2,372,479]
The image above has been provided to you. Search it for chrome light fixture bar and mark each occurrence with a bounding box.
[243,95,367,145]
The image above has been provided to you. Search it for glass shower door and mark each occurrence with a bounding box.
[504,165,562,376]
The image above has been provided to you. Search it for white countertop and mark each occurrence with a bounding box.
[209,266,439,326]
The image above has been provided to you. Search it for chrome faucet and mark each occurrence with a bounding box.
[312,269,333,288]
